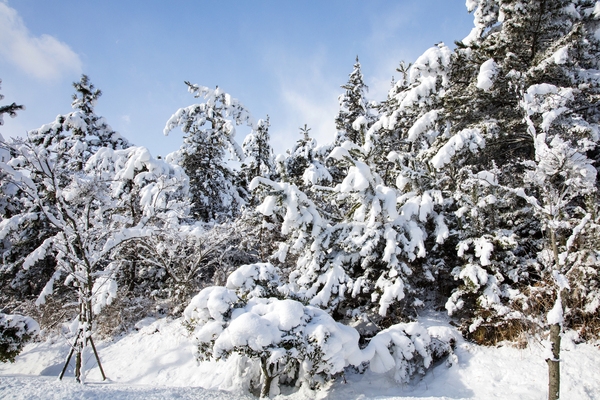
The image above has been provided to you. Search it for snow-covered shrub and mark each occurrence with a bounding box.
[183,264,365,397]
[0,313,39,363]
[364,322,434,384]
[225,262,283,300]
[183,263,455,396]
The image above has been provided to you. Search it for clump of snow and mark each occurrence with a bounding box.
[340,161,373,192]
[35,270,62,307]
[328,146,351,161]
[552,270,570,291]
[459,264,489,289]
[22,237,54,270]
[399,76,438,110]
[434,214,449,244]
[362,322,435,384]
[256,195,277,216]
[376,277,405,317]
[594,1,600,18]
[225,262,282,299]
[474,237,493,266]
[474,170,498,186]
[552,46,569,64]
[407,109,440,142]
[465,0,478,13]
[476,59,498,91]
[352,115,368,131]
[430,128,485,169]
[302,162,332,186]
[547,294,564,325]
[183,286,239,344]
[91,275,118,315]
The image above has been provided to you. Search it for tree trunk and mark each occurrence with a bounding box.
[260,356,274,398]
[547,323,561,400]
[75,341,83,383]
[547,227,562,400]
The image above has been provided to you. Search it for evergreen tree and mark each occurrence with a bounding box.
[29,75,130,171]
[164,82,254,222]
[425,2,600,397]
[281,124,332,188]
[335,57,372,147]
[241,116,276,189]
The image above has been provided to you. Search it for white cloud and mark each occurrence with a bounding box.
[277,87,337,149]
[266,46,340,155]
[361,4,420,102]
[0,2,82,80]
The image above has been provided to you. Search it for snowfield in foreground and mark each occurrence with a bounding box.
[1,313,598,400]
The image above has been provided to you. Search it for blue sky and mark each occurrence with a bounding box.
[1,0,474,158]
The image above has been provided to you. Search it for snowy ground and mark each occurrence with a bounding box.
[1,313,598,400]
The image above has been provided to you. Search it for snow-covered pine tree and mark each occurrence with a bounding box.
[310,143,417,323]
[164,82,254,222]
[240,117,276,196]
[335,57,372,147]
[421,2,600,397]
[29,75,130,170]
[358,43,458,319]
[243,117,276,181]
[0,313,38,363]
[251,140,443,330]
[280,124,332,189]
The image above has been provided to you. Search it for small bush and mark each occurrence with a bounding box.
[0,313,39,363]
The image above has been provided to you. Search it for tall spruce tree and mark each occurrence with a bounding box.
[164,83,254,222]
[241,116,276,187]
[335,56,372,147]
[430,2,600,398]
